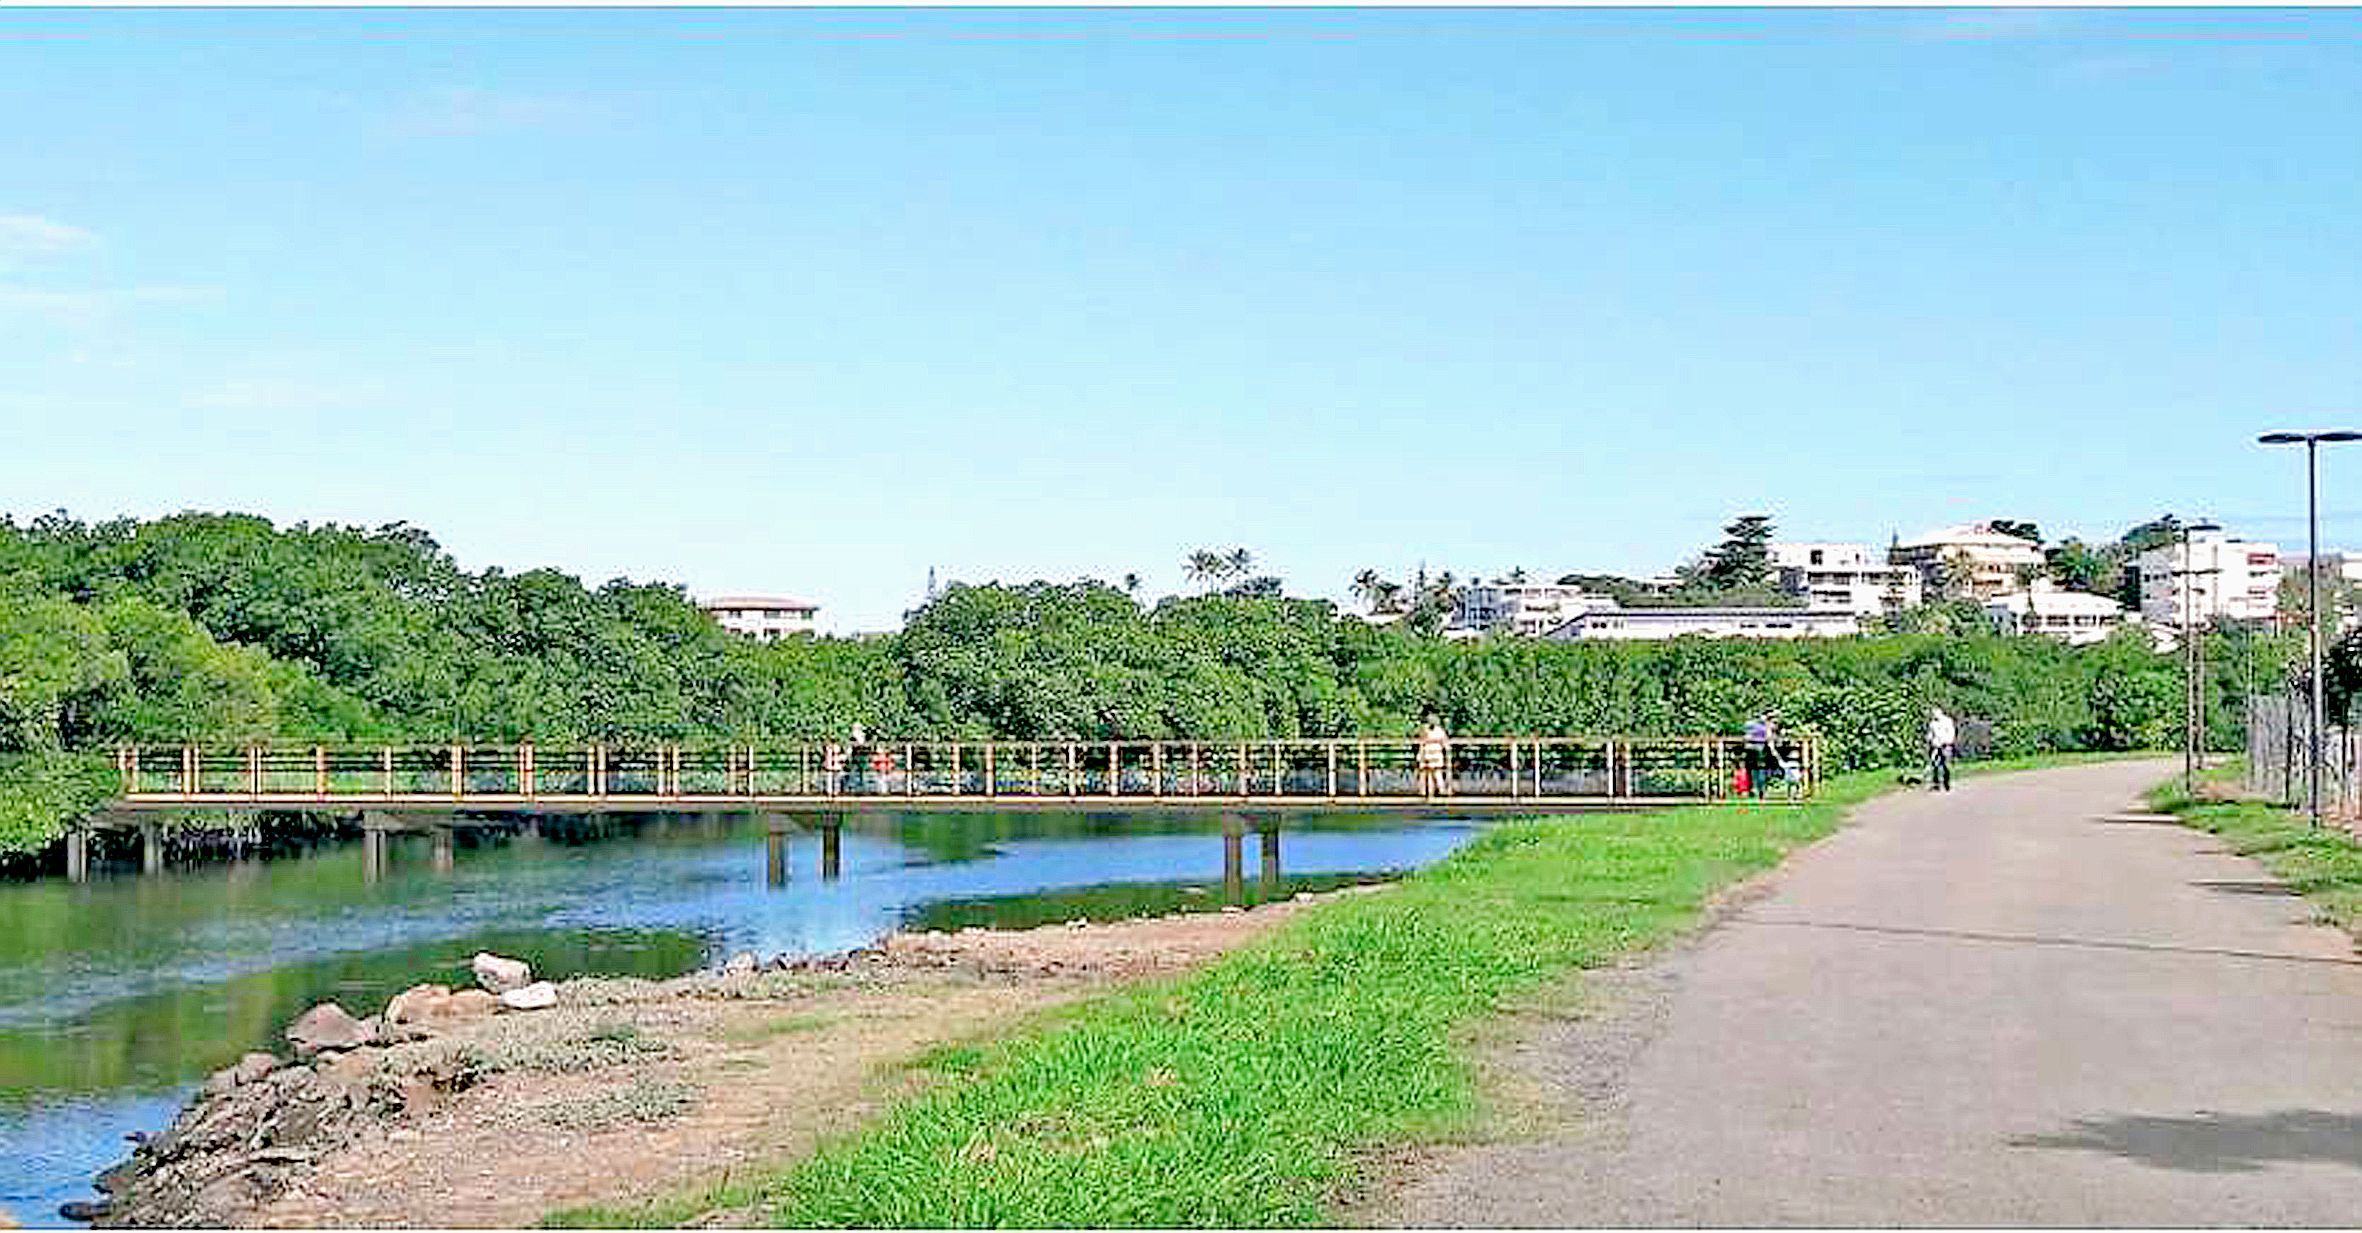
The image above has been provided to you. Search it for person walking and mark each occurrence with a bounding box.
[1416,714,1451,797]
[1742,713,1780,799]
[1926,706,1957,792]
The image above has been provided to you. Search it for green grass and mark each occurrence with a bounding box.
[548,756,2159,1229]
[2149,771,2362,938]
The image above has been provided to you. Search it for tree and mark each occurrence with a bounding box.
[1183,549,1226,592]
[2044,538,2119,595]
[1698,514,1776,592]
[1990,520,2042,544]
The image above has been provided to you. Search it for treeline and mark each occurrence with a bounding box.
[0,511,2293,857]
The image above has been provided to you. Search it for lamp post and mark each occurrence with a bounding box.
[2176,519,2223,795]
[2258,429,2362,828]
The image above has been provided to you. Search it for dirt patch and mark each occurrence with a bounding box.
[100,896,1343,1229]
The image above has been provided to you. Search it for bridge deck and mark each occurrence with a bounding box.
[108,736,1819,813]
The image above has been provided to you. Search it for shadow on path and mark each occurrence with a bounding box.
[2010,1109,2362,1174]
[1733,916,2361,968]
[2190,878,2302,898]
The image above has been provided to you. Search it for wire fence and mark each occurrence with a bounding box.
[2245,692,2362,815]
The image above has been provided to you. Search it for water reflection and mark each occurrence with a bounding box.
[0,809,1479,1225]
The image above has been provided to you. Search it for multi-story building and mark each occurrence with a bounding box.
[700,595,820,641]
[1890,523,2047,601]
[2138,531,2280,628]
[1769,542,1925,618]
[1544,607,1862,642]
[2280,553,2362,633]
[1984,580,2131,646]
[1452,582,1619,637]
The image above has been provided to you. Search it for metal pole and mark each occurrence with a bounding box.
[2310,438,2325,828]
[2184,525,2197,794]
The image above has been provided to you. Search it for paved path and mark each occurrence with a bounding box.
[1379,761,2362,1226]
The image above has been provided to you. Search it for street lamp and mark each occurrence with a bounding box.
[2176,518,2222,795]
[2257,429,2362,828]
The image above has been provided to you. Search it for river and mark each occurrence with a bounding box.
[0,809,1483,1226]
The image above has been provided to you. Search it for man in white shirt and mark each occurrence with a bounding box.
[1926,706,1957,792]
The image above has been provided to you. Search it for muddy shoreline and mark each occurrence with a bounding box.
[87,893,1359,1228]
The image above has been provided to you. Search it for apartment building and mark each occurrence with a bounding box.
[2137,531,2280,627]
[1889,523,2046,601]
[700,595,820,641]
[1769,542,1925,618]
[1452,582,1620,637]
[1984,580,2130,646]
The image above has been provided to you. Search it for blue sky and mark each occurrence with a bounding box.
[3,8,2360,630]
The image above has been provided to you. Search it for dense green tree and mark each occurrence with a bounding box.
[0,510,2224,859]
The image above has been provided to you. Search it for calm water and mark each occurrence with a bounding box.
[0,810,1481,1226]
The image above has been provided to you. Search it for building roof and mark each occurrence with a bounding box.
[1556,606,1860,624]
[701,595,820,612]
[1896,522,2046,553]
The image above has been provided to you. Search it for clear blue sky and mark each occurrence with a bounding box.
[4,8,2359,630]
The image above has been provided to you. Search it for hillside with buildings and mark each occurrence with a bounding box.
[1421,518,2290,647]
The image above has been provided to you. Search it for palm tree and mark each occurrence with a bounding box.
[1351,568,1387,612]
[1122,572,1141,598]
[1224,547,1254,580]
[1183,549,1225,592]
[1505,566,1528,585]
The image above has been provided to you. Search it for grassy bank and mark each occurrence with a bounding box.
[561,758,2140,1228]
[2149,773,2362,938]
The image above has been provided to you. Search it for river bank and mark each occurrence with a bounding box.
[88,893,1353,1228]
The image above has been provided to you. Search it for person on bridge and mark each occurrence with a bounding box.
[1416,715,1451,797]
[1926,706,1957,792]
[821,742,847,795]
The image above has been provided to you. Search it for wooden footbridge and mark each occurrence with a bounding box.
[72,736,1817,883]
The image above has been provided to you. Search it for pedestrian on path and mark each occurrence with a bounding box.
[1742,714,1781,799]
[1926,705,1957,791]
[1416,714,1451,797]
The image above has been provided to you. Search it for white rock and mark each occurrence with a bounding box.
[499,981,558,1011]
[471,952,533,994]
[723,951,759,975]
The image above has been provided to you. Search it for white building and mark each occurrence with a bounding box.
[1544,607,1862,642]
[1890,523,2047,601]
[2138,531,2280,627]
[1453,582,1620,637]
[1769,542,1925,618]
[1984,580,2129,646]
[700,595,820,641]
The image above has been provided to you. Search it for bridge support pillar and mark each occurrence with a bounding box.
[430,822,455,874]
[360,811,401,883]
[765,816,792,888]
[1222,815,1246,905]
[820,819,842,882]
[64,827,89,883]
[1259,826,1281,892]
[140,822,162,876]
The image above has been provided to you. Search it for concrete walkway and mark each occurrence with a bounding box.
[1379,761,2362,1226]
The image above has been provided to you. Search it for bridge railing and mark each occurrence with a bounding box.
[116,737,1818,804]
